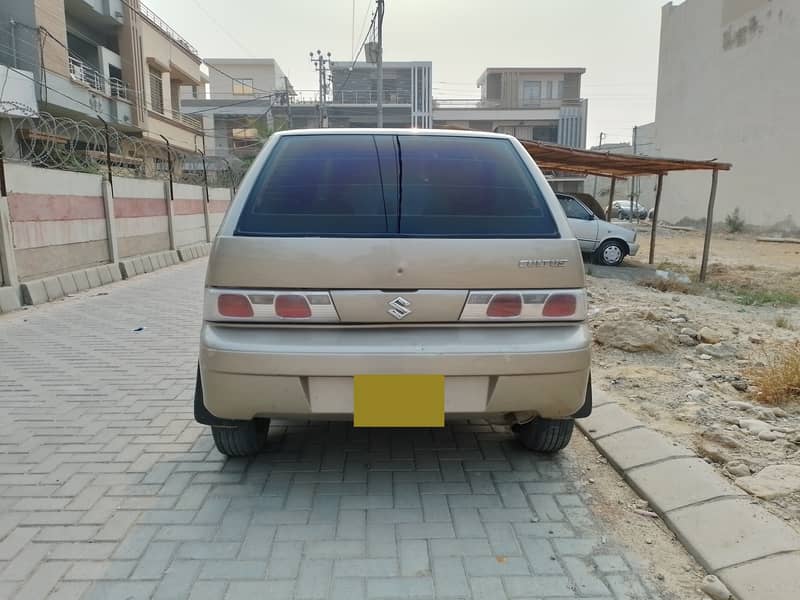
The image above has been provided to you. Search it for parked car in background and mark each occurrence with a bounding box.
[610,200,649,220]
[197,130,593,457]
[557,193,640,266]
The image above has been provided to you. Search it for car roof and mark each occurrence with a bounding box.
[272,128,517,141]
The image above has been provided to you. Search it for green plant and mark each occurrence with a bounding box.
[776,315,794,330]
[725,207,745,233]
[734,289,799,306]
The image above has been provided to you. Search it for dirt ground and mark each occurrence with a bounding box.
[588,226,800,536]
[632,226,800,297]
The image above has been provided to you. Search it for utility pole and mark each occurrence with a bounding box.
[592,132,606,199]
[630,125,637,222]
[284,75,293,129]
[376,0,385,128]
[310,50,332,127]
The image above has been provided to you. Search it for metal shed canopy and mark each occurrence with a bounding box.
[518,139,731,178]
[516,139,732,281]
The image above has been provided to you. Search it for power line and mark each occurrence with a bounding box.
[335,6,378,95]
[188,0,255,57]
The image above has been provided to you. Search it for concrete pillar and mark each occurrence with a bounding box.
[165,181,176,250]
[0,196,19,288]
[202,186,211,243]
[161,72,173,118]
[101,180,119,264]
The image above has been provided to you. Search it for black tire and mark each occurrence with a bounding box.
[515,418,574,453]
[595,239,627,267]
[212,420,269,457]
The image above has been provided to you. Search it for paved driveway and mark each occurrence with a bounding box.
[0,260,656,599]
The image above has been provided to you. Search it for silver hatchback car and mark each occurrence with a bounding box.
[196,129,591,456]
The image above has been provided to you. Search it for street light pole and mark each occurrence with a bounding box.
[376,0,385,128]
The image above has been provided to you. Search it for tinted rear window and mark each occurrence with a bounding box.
[236,135,388,236]
[397,136,555,236]
[236,134,557,238]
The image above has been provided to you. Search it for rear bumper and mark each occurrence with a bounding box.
[628,241,640,256]
[199,324,591,421]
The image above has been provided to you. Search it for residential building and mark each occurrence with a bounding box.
[433,68,588,148]
[182,58,292,159]
[651,0,798,230]
[0,0,205,153]
[326,61,433,128]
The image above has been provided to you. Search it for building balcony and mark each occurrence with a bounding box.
[433,98,580,110]
[331,90,412,105]
[65,0,125,26]
[69,56,130,101]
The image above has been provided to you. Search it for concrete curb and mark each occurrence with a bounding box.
[19,264,122,307]
[177,242,212,262]
[4,245,212,314]
[578,394,800,600]
[119,250,180,279]
[0,286,21,314]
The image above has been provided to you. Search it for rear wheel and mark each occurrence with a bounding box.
[515,418,574,453]
[212,420,269,457]
[596,239,626,266]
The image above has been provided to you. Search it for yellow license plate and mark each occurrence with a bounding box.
[353,375,445,428]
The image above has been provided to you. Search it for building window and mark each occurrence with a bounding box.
[232,78,254,95]
[149,68,164,113]
[546,81,553,99]
[232,128,259,139]
[521,81,541,106]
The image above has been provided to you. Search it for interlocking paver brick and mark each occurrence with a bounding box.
[0,260,657,599]
[432,556,470,598]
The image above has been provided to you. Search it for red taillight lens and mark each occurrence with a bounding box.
[275,294,312,319]
[487,293,522,318]
[542,294,577,318]
[217,294,254,318]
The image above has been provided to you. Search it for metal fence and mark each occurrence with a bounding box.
[0,106,247,188]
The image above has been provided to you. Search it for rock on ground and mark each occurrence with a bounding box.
[698,327,723,344]
[736,464,800,499]
[594,321,672,353]
[695,343,736,359]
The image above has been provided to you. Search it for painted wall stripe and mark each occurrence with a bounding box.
[8,194,105,222]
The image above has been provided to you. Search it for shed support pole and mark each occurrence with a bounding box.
[648,174,665,265]
[698,169,719,283]
[606,177,616,219]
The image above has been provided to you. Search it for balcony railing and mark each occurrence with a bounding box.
[332,90,411,105]
[434,98,572,109]
[176,111,202,129]
[139,1,198,56]
[69,56,130,101]
[69,56,102,91]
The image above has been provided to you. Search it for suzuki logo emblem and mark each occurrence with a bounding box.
[388,296,412,320]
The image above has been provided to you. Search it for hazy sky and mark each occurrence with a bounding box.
[149,0,672,147]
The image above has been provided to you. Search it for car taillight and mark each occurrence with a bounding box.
[275,294,312,319]
[459,290,585,322]
[205,289,339,322]
[486,293,522,318]
[217,293,254,318]
[542,293,577,318]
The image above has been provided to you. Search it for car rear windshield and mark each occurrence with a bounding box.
[235,134,558,238]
